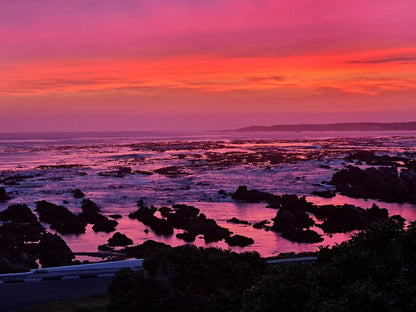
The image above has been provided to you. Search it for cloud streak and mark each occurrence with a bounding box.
[348,56,416,64]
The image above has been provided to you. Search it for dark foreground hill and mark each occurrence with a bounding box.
[237,121,416,132]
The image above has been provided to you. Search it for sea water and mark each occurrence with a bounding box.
[1,130,415,258]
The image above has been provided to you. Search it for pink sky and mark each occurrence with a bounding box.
[1,0,416,131]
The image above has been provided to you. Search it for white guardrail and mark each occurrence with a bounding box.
[0,259,144,284]
[0,256,316,284]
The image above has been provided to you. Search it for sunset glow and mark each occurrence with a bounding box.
[1,0,415,131]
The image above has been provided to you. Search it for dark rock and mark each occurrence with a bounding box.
[281,229,323,243]
[0,220,45,242]
[109,214,122,219]
[200,219,231,243]
[218,189,227,195]
[153,166,188,177]
[158,206,172,218]
[108,232,133,246]
[366,203,389,220]
[37,233,74,267]
[92,215,118,233]
[225,235,254,247]
[166,207,230,243]
[345,151,378,163]
[51,217,87,235]
[176,231,196,242]
[319,203,389,233]
[98,244,113,251]
[0,187,11,202]
[98,166,133,178]
[331,166,416,203]
[122,240,172,259]
[115,166,132,177]
[319,165,332,169]
[79,199,101,223]
[232,185,276,202]
[0,227,38,273]
[405,160,416,170]
[311,190,336,198]
[134,170,154,176]
[72,189,85,198]
[1,174,36,185]
[0,204,38,224]
[172,204,200,218]
[344,150,403,166]
[129,206,173,236]
[268,194,313,211]
[35,200,87,234]
[227,217,249,225]
[271,208,314,232]
[36,200,73,223]
[253,220,269,229]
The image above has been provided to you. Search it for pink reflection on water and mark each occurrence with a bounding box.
[50,197,409,260]
[307,194,416,222]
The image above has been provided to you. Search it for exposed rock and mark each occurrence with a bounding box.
[109,214,122,219]
[115,166,133,177]
[331,166,416,203]
[36,164,85,170]
[0,204,38,224]
[165,205,230,243]
[268,194,314,210]
[92,215,118,233]
[227,217,249,225]
[0,187,11,202]
[79,199,101,223]
[153,166,188,177]
[129,206,173,236]
[281,229,323,243]
[98,244,113,251]
[134,170,154,176]
[172,204,200,218]
[344,151,403,166]
[108,232,133,246]
[345,151,379,163]
[158,206,172,218]
[98,166,133,178]
[253,220,269,229]
[1,174,36,185]
[225,235,254,247]
[0,226,38,273]
[311,190,336,198]
[232,185,276,202]
[319,203,388,233]
[122,240,172,259]
[176,231,196,242]
[35,200,87,234]
[1,221,45,245]
[37,233,74,267]
[72,189,85,198]
[271,207,314,232]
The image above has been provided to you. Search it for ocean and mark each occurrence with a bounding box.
[1,130,416,260]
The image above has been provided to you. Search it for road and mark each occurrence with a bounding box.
[0,276,113,312]
[0,257,315,311]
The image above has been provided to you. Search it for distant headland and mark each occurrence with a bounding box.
[236,122,416,132]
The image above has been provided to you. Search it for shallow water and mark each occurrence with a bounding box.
[1,130,416,258]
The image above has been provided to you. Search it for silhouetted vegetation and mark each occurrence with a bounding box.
[108,218,416,312]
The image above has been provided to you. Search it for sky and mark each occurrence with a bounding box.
[1,0,416,132]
